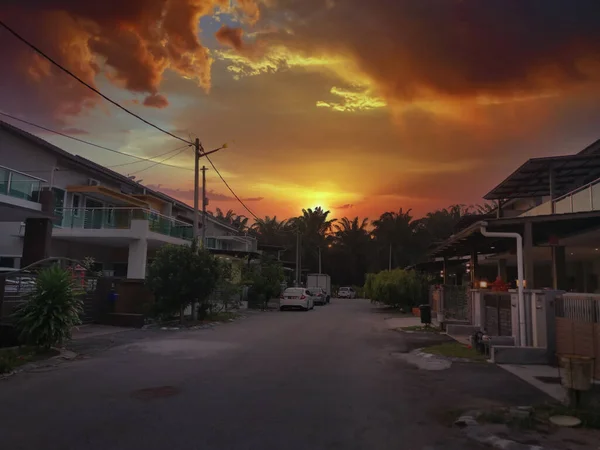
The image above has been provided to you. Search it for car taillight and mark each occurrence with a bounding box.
[300,295,306,299]
[280,295,284,299]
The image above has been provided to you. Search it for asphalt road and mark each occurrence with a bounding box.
[0,299,545,450]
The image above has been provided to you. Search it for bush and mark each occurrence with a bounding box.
[12,265,83,349]
[208,259,242,314]
[146,244,220,322]
[244,255,284,309]
[368,269,429,309]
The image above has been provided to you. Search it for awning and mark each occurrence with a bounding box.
[429,210,600,258]
[484,154,600,200]
[66,185,148,207]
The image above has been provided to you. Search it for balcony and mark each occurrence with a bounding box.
[521,177,600,217]
[54,207,194,241]
[204,235,258,253]
[0,165,44,208]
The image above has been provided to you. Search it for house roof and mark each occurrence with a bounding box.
[484,154,600,200]
[0,120,239,233]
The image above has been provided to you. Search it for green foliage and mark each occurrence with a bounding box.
[146,244,220,320]
[209,259,242,313]
[12,265,83,349]
[245,255,284,309]
[367,269,429,309]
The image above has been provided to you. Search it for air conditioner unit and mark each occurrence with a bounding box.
[88,178,100,186]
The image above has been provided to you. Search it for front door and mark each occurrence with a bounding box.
[85,199,104,229]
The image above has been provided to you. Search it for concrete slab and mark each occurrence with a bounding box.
[491,346,550,365]
[498,364,568,403]
[71,324,132,340]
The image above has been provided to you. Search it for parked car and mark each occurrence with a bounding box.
[309,287,329,305]
[338,286,356,299]
[280,287,314,311]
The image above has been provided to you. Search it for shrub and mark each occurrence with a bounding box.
[244,255,284,309]
[12,265,83,349]
[146,244,220,323]
[368,269,429,309]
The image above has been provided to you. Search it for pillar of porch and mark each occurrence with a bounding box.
[127,238,148,279]
[442,257,448,285]
[470,249,478,287]
[552,246,567,290]
[524,221,535,289]
[497,258,507,281]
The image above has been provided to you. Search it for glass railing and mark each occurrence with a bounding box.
[521,177,600,217]
[0,166,44,203]
[55,208,193,240]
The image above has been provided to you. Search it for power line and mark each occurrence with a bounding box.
[129,146,190,175]
[108,146,190,168]
[0,20,191,145]
[0,111,194,170]
[203,153,260,221]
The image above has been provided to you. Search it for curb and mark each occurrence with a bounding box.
[0,347,80,380]
[143,314,249,331]
[455,414,553,450]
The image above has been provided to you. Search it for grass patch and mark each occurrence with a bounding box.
[534,403,600,429]
[203,311,239,322]
[400,325,441,333]
[422,341,488,362]
[0,346,59,374]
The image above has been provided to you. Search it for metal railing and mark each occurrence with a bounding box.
[204,235,258,252]
[521,176,600,217]
[0,165,45,203]
[54,207,193,240]
[556,293,600,322]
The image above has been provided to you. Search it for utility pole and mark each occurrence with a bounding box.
[193,138,200,245]
[201,166,208,248]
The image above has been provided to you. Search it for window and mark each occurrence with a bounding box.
[106,204,115,226]
[72,194,82,217]
[0,168,9,195]
[52,187,66,225]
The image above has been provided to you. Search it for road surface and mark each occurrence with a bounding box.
[0,300,543,449]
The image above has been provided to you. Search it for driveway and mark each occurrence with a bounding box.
[0,300,546,450]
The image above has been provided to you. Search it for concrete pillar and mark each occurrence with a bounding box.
[552,246,567,290]
[442,257,448,285]
[127,239,148,279]
[470,248,478,287]
[549,167,556,214]
[497,258,508,281]
[524,221,534,289]
[21,218,53,267]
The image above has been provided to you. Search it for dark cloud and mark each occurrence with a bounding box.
[334,204,354,210]
[145,184,263,204]
[143,93,169,108]
[215,25,245,51]
[0,0,259,125]
[263,0,600,101]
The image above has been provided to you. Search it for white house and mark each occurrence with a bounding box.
[0,120,257,278]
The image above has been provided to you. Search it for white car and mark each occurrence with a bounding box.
[338,287,356,299]
[280,288,314,311]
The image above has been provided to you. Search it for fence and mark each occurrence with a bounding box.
[429,285,470,322]
[555,293,600,379]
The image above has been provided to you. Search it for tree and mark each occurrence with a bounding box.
[292,207,336,273]
[215,208,236,224]
[371,209,417,269]
[251,216,288,246]
[245,255,284,310]
[331,217,371,285]
[12,265,83,349]
[146,244,220,323]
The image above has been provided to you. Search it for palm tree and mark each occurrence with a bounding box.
[331,216,371,285]
[231,215,249,232]
[292,207,337,273]
[251,216,288,245]
[215,208,236,224]
[371,208,416,269]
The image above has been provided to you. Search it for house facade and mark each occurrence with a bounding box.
[0,121,257,278]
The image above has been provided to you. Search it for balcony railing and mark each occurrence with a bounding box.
[521,176,600,217]
[0,165,45,203]
[54,208,193,240]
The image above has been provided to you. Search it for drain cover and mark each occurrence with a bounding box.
[131,386,180,400]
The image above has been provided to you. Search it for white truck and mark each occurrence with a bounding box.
[306,274,331,303]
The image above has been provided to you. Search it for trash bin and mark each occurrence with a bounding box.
[419,304,431,325]
[559,354,594,391]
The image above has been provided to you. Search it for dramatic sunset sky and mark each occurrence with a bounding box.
[1,0,600,220]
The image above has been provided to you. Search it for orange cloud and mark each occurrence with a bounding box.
[215,25,245,51]
[143,93,169,108]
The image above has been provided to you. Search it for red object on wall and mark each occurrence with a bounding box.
[490,276,509,292]
[549,235,560,246]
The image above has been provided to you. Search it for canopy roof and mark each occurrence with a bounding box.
[484,155,600,200]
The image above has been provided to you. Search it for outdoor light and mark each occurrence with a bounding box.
[479,280,488,289]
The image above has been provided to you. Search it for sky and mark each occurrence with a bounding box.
[1,0,600,221]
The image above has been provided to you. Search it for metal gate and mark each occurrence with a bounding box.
[443,285,469,321]
[483,292,512,336]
